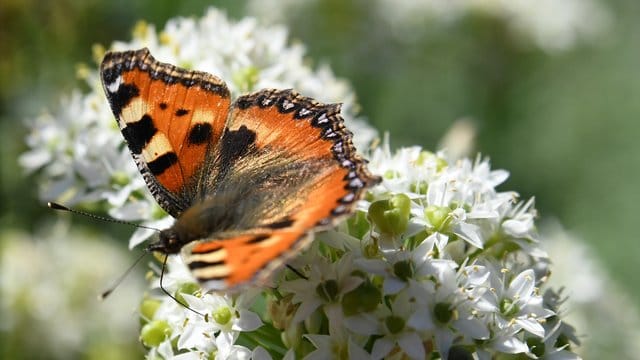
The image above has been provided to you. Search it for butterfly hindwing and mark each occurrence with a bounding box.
[100,48,231,217]
[178,89,380,289]
[183,229,311,290]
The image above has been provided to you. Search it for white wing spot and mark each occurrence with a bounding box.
[282,100,295,110]
[106,76,122,93]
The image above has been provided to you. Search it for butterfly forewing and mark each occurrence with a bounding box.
[100,48,231,217]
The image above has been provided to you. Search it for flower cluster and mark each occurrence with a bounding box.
[20,7,582,360]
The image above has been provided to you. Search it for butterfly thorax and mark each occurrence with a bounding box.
[152,197,242,254]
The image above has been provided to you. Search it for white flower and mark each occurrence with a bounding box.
[183,292,262,334]
[407,264,490,359]
[478,268,554,342]
[280,252,363,324]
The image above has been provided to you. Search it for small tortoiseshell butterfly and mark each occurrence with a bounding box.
[100,48,380,291]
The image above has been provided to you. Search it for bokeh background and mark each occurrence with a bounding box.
[1,0,638,359]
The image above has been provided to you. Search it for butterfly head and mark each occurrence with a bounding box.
[148,228,184,254]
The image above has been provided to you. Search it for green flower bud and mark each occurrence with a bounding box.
[409,181,428,194]
[368,194,411,235]
[140,320,171,347]
[174,282,200,307]
[151,204,168,220]
[212,306,232,325]
[436,158,448,172]
[383,169,400,179]
[110,171,130,186]
[424,205,450,230]
[140,298,162,323]
[415,151,434,166]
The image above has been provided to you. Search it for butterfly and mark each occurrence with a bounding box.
[100,48,380,291]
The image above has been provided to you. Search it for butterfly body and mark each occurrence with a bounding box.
[100,48,379,290]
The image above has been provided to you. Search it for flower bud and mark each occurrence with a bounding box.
[368,194,411,235]
[174,282,200,307]
[212,306,232,325]
[424,205,450,231]
[140,320,171,347]
[139,298,161,323]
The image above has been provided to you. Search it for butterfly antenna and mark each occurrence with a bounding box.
[158,254,206,318]
[48,202,160,232]
[100,250,149,300]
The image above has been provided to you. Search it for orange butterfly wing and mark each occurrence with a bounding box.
[101,48,231,217]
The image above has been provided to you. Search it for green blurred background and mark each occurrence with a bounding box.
[1,0,638,358]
